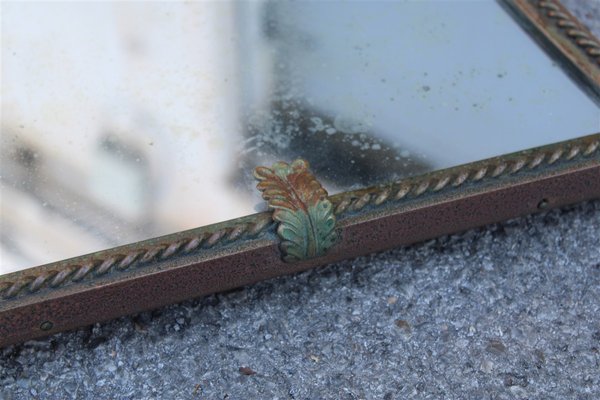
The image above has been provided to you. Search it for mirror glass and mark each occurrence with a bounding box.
[2,1,599,273]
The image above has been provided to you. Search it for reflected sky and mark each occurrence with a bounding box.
[1,1,598,272]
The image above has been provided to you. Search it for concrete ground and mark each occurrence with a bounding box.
[1,1,599,399]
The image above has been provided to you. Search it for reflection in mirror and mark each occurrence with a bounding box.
[1,1,598,273]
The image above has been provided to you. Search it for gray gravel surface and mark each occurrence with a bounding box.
[2,2,600,399]
[1,200,599,400]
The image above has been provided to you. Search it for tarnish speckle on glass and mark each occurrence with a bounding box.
[1,0,597,273]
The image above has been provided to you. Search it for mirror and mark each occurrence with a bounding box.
[2,1,599,273]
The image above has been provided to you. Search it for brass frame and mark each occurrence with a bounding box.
[502,0,600,101]
[1,0,599,347]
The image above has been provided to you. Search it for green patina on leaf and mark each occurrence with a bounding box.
[254,159,338,262]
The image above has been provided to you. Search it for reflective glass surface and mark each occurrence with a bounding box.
[1,1,598,272]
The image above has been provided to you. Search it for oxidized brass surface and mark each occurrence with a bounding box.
[254,159,337,262]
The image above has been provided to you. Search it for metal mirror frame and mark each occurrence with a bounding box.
[1,0,599,347]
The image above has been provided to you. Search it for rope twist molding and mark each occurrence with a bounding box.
[1,136,598,301]
[537,0,600,63]
[0,214,274,300]
[331,137,599,215]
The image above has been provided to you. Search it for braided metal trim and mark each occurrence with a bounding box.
[0,214,274,301]
[1,136,598,301]
[330,137,599,215]
[537,0,600,64]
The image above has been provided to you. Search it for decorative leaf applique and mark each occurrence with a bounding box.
[254,159,338,262]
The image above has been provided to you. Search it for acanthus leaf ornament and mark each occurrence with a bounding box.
[254,159,338,262]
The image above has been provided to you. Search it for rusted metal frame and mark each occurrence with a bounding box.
[500,0,600,103]
[1,133,599,347]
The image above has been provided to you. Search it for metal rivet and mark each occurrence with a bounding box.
[40,321,54,331]
[538,199,549,210]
